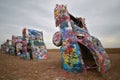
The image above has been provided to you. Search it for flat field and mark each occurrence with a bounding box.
[0,48,120,80]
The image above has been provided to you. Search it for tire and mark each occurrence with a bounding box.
[52,31,62,47]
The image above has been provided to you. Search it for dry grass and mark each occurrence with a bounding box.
[0,48,120,80]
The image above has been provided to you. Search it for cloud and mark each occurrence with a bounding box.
[0,0,120,48]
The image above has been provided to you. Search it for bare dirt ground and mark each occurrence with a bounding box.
[0,48,120,80]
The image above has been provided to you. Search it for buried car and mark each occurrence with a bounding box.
[52,4,111,75]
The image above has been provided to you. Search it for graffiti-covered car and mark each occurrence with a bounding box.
[22,28,47,60]
[52,4,110,75]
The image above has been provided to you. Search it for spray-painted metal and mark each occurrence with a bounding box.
[53,4,110,75]
[22,28,47,60]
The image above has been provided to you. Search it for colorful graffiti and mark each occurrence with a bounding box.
[22,28,47,60]
[1,28,47,61]
[53,4,111,75]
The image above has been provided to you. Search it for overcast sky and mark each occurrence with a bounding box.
[0,0,120,49]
